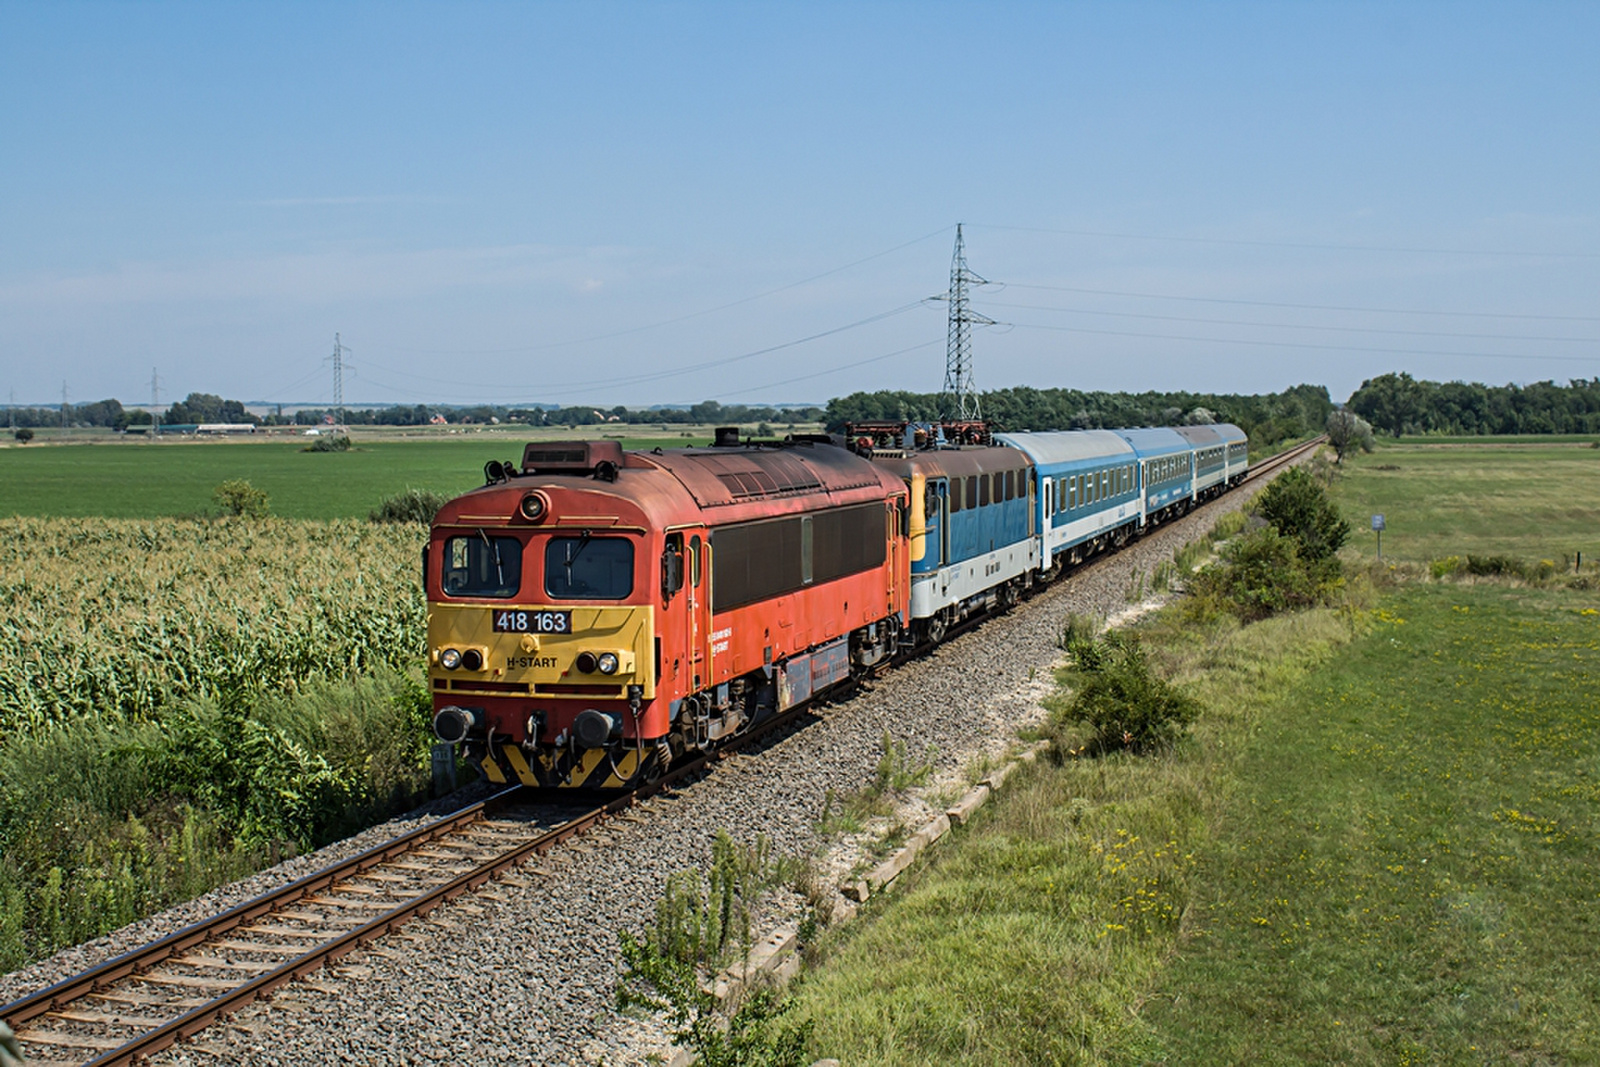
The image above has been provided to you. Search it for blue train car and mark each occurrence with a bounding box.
[994,430,1140,574]
[870,443,1037,641]
[1116,427,1194,526]
[1174,423,1249,500]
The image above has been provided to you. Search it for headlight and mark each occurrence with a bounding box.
[519,492,548,521]
[597,652,619,675]
[440,648,462,670]
[461,649,484,671]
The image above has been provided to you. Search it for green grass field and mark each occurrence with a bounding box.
[0,431,705,520]
[792,443,1600,1064]
[1337,438,1600,566]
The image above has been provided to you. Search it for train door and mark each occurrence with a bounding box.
[686,531,707,691]
[920,479,945,568]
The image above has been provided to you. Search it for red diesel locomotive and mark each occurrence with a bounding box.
[427,431,910,789]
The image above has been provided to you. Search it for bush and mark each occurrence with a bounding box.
[1054,631,1199,754]
[212,479,269,517]
[1431,555,1463,579]
[13,427,33,444]
[1185,526,1333,623]
[1254,467,1349,562]
[303,434,351,453]
[616,831,813,1066]
[370,489,449,524]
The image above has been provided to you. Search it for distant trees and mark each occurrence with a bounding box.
[825,384,1335,447]
[1347,374,1600,436]
[165,393,258,426]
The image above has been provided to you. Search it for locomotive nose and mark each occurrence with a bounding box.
[433,705,481,745]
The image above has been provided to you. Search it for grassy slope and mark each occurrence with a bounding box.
[794,443,1600,1064]
[1146,584,1600,1064]
[0,433,700,519]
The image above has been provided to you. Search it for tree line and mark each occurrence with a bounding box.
[825,383,1335,447]
[1348,374,1600,436]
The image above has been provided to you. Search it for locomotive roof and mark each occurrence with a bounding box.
[991,430,1135,465]
[641,440,895,510]
[869,443,1031,479]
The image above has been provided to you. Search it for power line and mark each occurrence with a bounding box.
[998,318,1600,364]
[976,298,1600,344]
[1000,282,1600,323]
[969,222,1600,260]
[340,300,930,401]
[379,225,954,356]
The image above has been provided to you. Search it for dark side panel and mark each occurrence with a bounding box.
[710,503,888,611]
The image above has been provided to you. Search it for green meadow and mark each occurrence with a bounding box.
[0,431,699,520]
[1335,438,1600,566]
[794,442,1600,1064]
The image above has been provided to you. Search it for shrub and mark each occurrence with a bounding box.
[1430,555,1463,579]
[1464,554,1524,578]
[1254,467,1349,562]
[1055,631,1199,754]
[1186,526,1330,623]
[13,427,33,443]
[616,831,813,1066]
[369,489,449,524]
[212,479,269,517]
[303,434,352,453]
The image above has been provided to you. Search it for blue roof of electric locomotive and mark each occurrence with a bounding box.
[991,430,1134,467]
[1114,427,1190,458]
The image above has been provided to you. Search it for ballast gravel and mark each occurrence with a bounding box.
[4,473,1290,1067]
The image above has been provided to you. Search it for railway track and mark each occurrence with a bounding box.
[1,436,1324,1066]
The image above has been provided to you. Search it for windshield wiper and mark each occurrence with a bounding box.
[478,528,505,586]
[564,531,593,583]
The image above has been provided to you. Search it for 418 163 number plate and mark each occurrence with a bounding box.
[493,610,572,634]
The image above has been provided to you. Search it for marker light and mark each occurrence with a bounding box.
[440,648,463,670]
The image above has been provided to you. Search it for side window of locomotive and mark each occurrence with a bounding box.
[949,480,961,513]
[442,535,522,599]
[966,476,978,511]
[545,536,634,599]
[690,535,702,588]
[979,475,990,508]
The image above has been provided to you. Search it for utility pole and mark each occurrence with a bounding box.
[937,224,993,421]
[60,381,69,431]
[151,367,161,436]
[330,333,347,430]
[7,389,14,431]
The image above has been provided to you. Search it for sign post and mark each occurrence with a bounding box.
[1372,514,1385,561]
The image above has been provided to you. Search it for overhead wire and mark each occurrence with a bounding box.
[975,299,1600,344]
[996,319,1600,364]
[968,222,1600,260]
[379,226,953,356]
[999,282,1600,323]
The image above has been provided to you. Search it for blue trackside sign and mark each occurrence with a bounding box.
[1372,514,1386,531]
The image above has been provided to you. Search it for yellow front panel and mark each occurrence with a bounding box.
[908,472,927,564]
[428,603,654,698]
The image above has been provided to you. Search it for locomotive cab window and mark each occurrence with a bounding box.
[545,535,634,600]
[442,534,523,599]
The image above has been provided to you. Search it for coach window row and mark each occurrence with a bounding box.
[947,468,1023,513]
[1150,454,1192,485]
[1060,463,1134,513]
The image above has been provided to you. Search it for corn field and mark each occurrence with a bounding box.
[0,517,427,734]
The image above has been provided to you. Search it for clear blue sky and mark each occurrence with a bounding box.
[2,1,1596,410]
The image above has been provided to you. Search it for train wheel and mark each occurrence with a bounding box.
[926,613,947,645]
